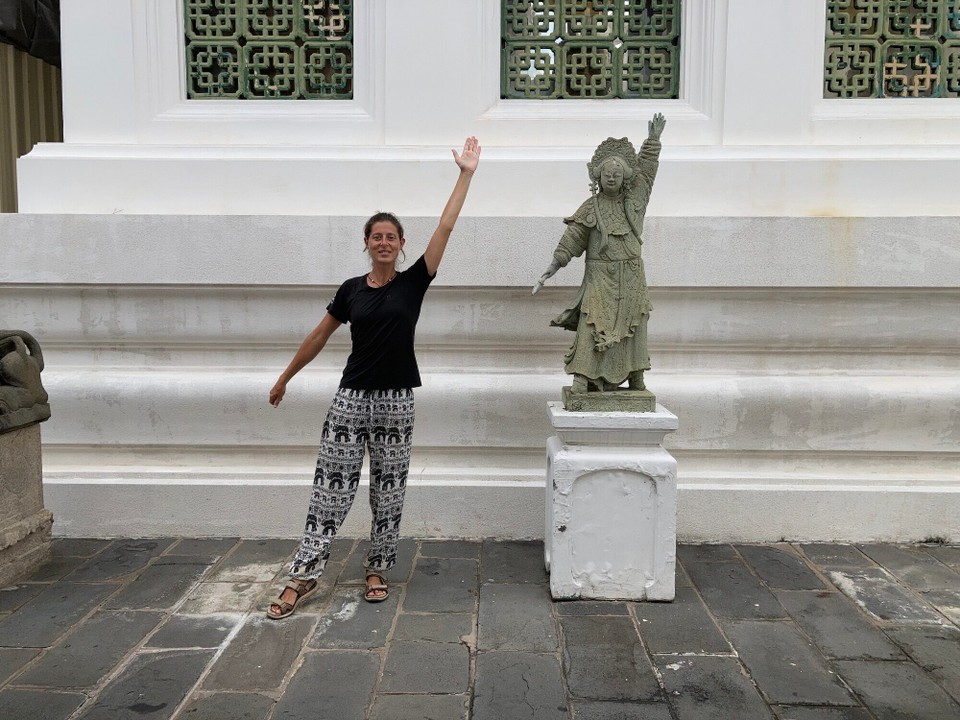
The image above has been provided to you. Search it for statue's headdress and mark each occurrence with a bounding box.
[587,137,638,195]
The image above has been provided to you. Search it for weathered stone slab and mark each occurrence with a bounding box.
[309,586,399,649]
[207,539,297,583]
[18,610,163,687]
[380,640,470,693]
[826,567,944,624]
[924,544,960,571]
[76,649,214,720]
[570,701,672,720]
[270,650,378,720]
[0,582,116,647]
[146,613,241,649]
[723,620,854,705]
[800,544,876,569]
[404,557,478,613]
[0,582,45,612]
[772,707,873,720]
[884,625,960,704]
[473,651,568,720]
[177,691,274,720]
[919,589,960,625]
[859,544,960,591]
[178,581,268,614]
[562,386,656,412]
[342,538,417,583]
[560,615,660,701]
[420,540,481,559]
[478,582,557,652]
[677,543,738,564]
[834,660,960,719]
[0,688,85,720]
[392,612,472,643]
[633,586,730,655]
[64,539,174,582]
[776,590,904,660]
[369,693,468,720]
[555,599,630,616]
[19,554,88,583]
[0,646,40,683]
[736,544,827,590]
[203,614,315,691]
[684,560,785,619]
[163,538,239,561]
[481,540,547,584]
[49,538,110,557]
[104,558,211,610]
[655,656,774,720]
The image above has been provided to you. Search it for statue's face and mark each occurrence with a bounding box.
[599,160,624,195]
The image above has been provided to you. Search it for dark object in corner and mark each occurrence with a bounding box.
[0,0,60,67]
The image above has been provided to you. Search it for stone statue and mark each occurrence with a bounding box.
[0,331,51,433]
[533,113,665,412]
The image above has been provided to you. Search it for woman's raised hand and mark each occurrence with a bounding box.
[453,136,481,175]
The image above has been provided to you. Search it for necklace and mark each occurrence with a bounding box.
[367,271,397,288]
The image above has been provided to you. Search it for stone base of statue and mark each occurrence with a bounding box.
[0,424,53,586]
[544,401,678,601]
[562,386,656,413]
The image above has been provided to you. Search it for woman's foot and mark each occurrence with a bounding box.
[364,573,389,603]
[266,578,318,619]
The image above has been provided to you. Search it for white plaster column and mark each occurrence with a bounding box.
[545,402,679,601]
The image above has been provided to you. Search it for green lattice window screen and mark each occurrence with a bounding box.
[184,0,353,99]
[501,1,681,99]
[825,0,960,98]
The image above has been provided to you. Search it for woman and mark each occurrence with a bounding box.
[267,137,481,618]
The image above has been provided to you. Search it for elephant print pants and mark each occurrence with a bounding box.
[289,387,414,580]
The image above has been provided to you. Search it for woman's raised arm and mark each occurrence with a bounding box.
[423,137,481,276]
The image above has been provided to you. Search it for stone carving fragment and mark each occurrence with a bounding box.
[0,331,51,433]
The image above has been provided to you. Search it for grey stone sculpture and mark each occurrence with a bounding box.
[533,114,665,412]
[0,331,51,433]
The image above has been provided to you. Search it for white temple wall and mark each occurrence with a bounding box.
[4,0,959,540]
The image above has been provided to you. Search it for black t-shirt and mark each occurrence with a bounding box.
[327,255,435,390]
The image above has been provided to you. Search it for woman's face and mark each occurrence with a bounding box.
[599,159,624,196]
[365,220,404,265]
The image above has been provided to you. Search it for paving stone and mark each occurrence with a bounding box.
[555,600,630,616]
[0,647,40,683]
[724,620,854,705]
[919,588,960,624]
[17,610,164,688]
[923,544,960,570]
[737,545,827,590]
[826,567,944,623]
[342,538,417,583]
[655,656,774,720]
[858,544,960,591]
[684,560,786,619]
[560,615,660,701]
[675,563,692,587]
[203,614,315,691]
[571,700,673,720]
[772,707,873,720]
[369,693,468,720]
[104,558,211,610]
[178,581,268,614]
[392,612,472,643]
[146,613,241,649]
[178,691,275,720]
[633,586,730,655]
[380,640,470,693]
[419,539,481,559]
[0,582,116,647]
[800,544,875,569]
[776,590,905,660]
[677,544,738,564]
[478,582,557,651]
[50,538,111,557]
[0,583,46,612]
[207,539,298,583]
[76,649,214,720]
[884,624,960,703]
[19,554,90,583]
[163,538,239,560]
[834,660,960,719]
[0,688,86,720]
[473,651,568,720]
[64,539,174,582]
[480,540,547,584]
[309,586,399,649]
[404,557,478,613]
[271,650,378,720]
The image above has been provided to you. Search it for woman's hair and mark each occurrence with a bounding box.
[363,211,404,240]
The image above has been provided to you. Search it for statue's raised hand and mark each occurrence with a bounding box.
[648,113,666,140]
[532,259,561,295]
[453,136,481,175]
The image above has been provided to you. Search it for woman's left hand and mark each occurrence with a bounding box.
[453,136,481,175]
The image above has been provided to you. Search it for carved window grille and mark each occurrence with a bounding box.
[501,1,682,99]
[825,0,960,98]
[184,0,353,99]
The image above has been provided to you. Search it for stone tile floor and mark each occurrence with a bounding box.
[0,538,958,719]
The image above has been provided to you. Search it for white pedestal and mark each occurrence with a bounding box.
[545,401,679,601]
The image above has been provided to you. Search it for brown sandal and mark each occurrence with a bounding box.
[364,573,388,603]
[266,578,318,619]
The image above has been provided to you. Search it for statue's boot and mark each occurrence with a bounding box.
[572,374,589,393]
[628,370,646,391]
